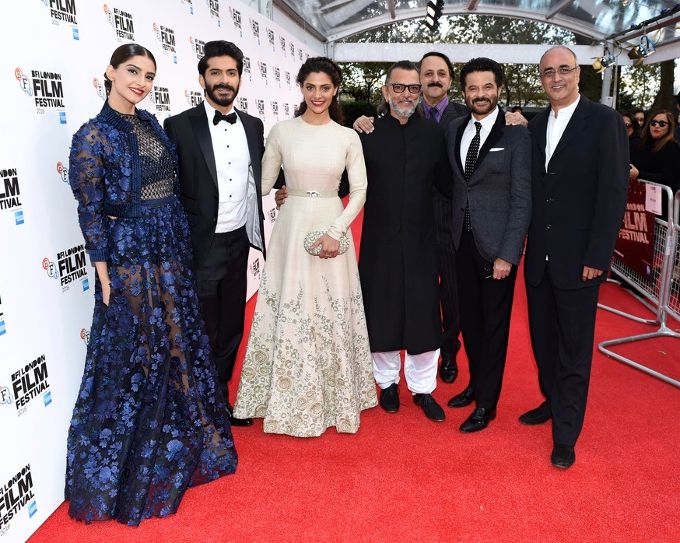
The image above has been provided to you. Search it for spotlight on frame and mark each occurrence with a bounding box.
[628,35,656,66]
[425,0,444,31]
[592,46,616,74]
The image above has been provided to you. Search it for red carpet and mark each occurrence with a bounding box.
[29,212,680,543]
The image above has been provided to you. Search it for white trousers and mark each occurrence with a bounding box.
[372,349,440,394]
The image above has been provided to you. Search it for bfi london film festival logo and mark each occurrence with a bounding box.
[0,293,5,337]
[271,100,279,121]
[267,28,275,51]
[258,61,268,85]
[273,66,281,87]
[284,103,290,118]
[250,257,260,281]
[268,206,277,224]
[56,161,69,184]
[93,77,106,100]
[256,99,265,120]
[153,23,177,63]
[41,0,79,39]
[242,56,252,82]
[42,244,89,292]
[149,83,172,119]
[285,71,291,89]
[250,18,260,45]
[103,4,134,41]
[15,67,67,123]
[189,36,206,61]
[6,355,52,417]
[238,97,248,114]
[0,168,24,226]
[206,0,220,23]
[279,35,287,55]
[185,89,203,107]
[229,7,242,37]
[0,464,37,536]
[180,0,194,14]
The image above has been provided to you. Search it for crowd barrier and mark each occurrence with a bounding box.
[598,180,680,388]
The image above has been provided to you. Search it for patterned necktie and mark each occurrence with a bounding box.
[463,121,482,231]
[213,110,237,125]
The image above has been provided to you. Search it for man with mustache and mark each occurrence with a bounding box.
[165,40,268,426]
[445,57,531,433]
[358,60,452,422]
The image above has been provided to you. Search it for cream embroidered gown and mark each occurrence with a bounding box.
[233,116,377,437]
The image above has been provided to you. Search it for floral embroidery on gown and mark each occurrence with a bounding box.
[65,107,237,525]
[233,117,377,437]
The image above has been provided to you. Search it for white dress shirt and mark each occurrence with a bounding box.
[545,95,580,170]
[460,106,500,167]
[203,100,251,233]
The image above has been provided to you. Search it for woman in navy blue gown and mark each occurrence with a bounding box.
[65,43,237,525]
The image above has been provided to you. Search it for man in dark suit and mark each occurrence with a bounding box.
[446,58,531,433]
[164,40,267,426]
[521,46,628,468]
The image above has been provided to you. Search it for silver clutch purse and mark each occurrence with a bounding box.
[303,230,349,256]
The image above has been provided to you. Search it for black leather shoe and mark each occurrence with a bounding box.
[413,393,445,422]
[226,402,254,427]
[447,385,474,408]
[439,352,459,384]
[551,444,575,469]
[459,407,496,433]
[518,401,552,425]
[379,383,399,413]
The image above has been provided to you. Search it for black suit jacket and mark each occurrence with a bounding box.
[524,96,629,290]
[164,103,267,265]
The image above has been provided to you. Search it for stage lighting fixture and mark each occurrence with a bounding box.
[425,0,444,31]
[592,46,616,74]
[628,35,656,65]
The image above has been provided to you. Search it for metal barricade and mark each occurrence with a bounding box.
[598,183,680,388]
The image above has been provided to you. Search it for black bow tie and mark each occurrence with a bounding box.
[213,110,237,125]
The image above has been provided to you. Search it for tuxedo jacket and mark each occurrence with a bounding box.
[524,96,629,290]
[446,109,532,265]
[164,102,266,265]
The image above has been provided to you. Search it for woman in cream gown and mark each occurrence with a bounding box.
[233,57,377,437]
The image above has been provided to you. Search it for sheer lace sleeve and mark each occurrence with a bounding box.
[261,123,282,196]
[327,130,367,240]
[69,124,108,262]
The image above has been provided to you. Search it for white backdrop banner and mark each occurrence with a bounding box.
[0,1,319,541]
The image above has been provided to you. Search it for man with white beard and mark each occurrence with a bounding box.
[357,61,452,423]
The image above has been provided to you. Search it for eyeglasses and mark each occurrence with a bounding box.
[389,83,422,94]
[539,66,578,79]
[650,120,669,128]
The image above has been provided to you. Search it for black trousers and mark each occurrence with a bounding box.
[456,231,517,409]
[437,242,461,357]
[526,269,600,447]
[195,226,250,390]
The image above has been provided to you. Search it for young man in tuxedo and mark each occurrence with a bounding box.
[164,40,267,426]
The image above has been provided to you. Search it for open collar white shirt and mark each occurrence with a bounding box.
[545,94,580,170]
[203,100,251,233]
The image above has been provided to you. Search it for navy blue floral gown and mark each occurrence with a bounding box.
[65,103,237,526]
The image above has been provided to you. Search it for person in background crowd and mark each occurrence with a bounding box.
[633,108,646,128]
[521,46,628,469]
[674,92,680,141]
[165,40,268,427]
[630,109,680,217]
[358,60,452,423]
[233,57,377,437]
[65,43,237,525]
[445,57,531,433]
[621,111,640,154]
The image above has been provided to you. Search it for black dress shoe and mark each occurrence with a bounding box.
[379,383,399,413]
[226,402,254,427]
[413,393,445,422]
[459,407,496,433]
[518,401,552,425]
[447,385,474,408]
[551,444,575,469]
[439,353,459,384]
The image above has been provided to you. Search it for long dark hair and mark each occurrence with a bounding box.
[104,43,156,95]
[641,109,677,152]
[295,57,344,124]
